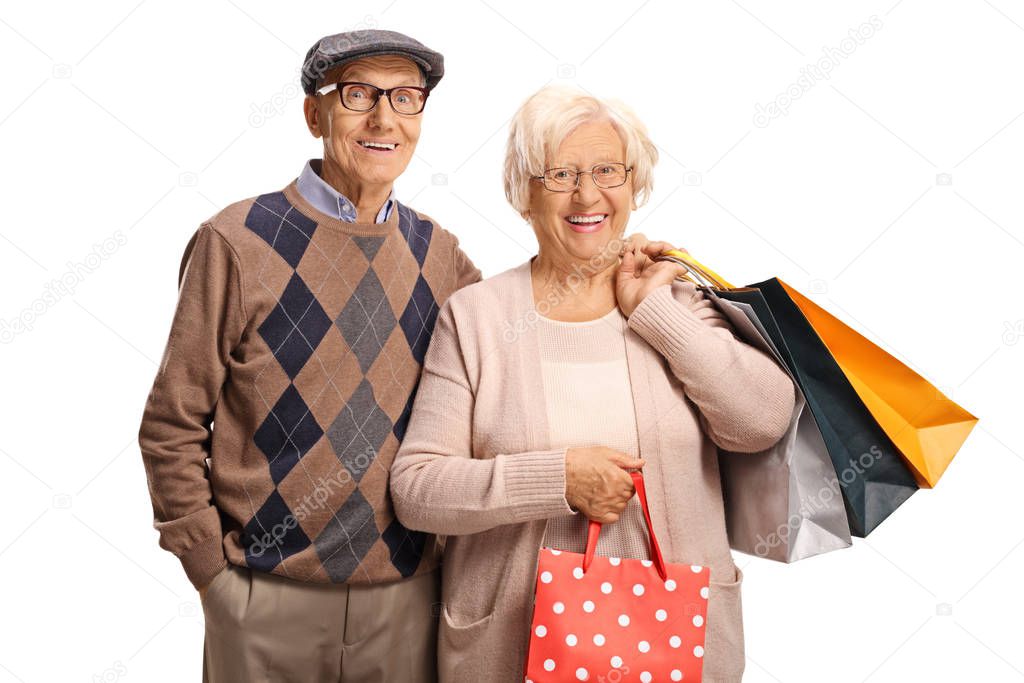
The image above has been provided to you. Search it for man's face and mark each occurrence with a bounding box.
[305,55,424,188]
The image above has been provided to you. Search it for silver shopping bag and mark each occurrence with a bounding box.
[713,291,852,562]
[661,253,852,563]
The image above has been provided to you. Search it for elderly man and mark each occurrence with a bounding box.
[139,29,474,681]
[139,28,674,682]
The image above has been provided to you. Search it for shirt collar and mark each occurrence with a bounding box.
[296,159,395,224]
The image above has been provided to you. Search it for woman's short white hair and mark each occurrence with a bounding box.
[503,84,658,217]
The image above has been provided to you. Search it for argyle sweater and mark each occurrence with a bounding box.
[138,179,481,590]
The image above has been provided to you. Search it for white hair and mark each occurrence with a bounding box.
[503,84,658,217]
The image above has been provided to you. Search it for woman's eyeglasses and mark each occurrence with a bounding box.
[532,163,632,192]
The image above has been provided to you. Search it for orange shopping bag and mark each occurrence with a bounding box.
[661,249,976,489]
[777,282,977,487]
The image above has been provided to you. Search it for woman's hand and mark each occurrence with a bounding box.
[620,233,687,271]
[615,243,690,317]
[564,447,645,524]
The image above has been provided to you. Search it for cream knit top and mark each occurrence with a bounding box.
[536,307,651,560]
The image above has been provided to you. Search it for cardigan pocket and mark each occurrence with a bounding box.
[701,564,745,682]
[440,602,495,658]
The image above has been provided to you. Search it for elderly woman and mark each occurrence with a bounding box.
[390,85,795,682]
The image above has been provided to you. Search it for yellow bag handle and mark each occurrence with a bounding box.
[658,249,736,289]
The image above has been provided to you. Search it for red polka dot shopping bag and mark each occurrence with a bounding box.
[525,471,711,682]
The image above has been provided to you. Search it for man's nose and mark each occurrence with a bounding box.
[367,94,395,129]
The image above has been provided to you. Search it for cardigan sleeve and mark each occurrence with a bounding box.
[390,299,574,536]
[627,281,795,453]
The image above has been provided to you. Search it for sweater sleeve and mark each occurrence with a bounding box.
[453,237,483,290]
[390,300,573,536]
[138,224,245,590]
[627,282,795,453]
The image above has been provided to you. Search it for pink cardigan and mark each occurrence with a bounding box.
[390,260,795,682]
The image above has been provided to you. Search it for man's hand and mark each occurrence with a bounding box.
[565,447,645,524]
[615,243,689,317]
[197,565,227,601]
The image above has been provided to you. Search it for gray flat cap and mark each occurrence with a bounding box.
[301,29,444,95]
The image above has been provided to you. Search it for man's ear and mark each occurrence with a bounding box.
[303,96,322,138]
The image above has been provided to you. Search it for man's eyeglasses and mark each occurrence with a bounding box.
[532,163,632,192]
[315,81,430,115]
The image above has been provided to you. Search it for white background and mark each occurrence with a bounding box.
[1,1,1022,681]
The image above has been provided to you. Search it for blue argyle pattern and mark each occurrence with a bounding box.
[238,192,441,581]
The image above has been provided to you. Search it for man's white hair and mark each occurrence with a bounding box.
[503,84,658,217]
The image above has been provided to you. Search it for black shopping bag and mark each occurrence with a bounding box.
[741,278,919,536]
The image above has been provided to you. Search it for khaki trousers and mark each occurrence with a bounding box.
[201,564,440,682]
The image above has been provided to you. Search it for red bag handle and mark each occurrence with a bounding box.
[582,471,668,581]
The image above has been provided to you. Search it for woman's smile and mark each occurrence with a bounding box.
[564,212,609,233]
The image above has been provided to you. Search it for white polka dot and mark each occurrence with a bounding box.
[632,584,645,596]
[609,557,621,566]
[575,668,589,681]
[550,549,562,555]
[540,571,553,584]
[655,609,668,621]
[535,625,547,638]
[618,614,630,627]
[691,564,703,573]
[593,633,606,646]
[610,656,623,668]
[693,615,704,627]
[664,579,677,591]
[638,640,650,653]
[544,659,556,672]
[601,582,613,594]
[583,600,595,613]
[641,560,653,567]
[700,586,709,599]
[566,633,578,646]
[671,670,683,681]
[693,645,705,658]
[640,673,653,683]
[553,601,565,614]
[669,635,682,648]
[573,567,585,580]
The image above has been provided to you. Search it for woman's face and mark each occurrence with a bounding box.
[527,120,636,266]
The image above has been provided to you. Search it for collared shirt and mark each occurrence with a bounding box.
[296,158,395,223]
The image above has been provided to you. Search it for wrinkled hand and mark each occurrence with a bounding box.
[565,447,645,524]
[621,233,686,271]
[615,242,689,317]
[198,566,226,601]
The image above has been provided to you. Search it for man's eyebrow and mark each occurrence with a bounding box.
[339,71,421,83]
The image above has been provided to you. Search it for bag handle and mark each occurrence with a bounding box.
[583,471,669,581]
[656,249,736,290]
